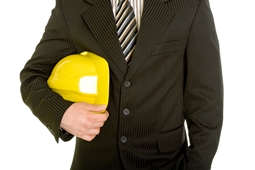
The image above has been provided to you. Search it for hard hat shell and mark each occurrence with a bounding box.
[47,51,109,106]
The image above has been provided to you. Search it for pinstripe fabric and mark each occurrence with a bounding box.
[19,0,223,169]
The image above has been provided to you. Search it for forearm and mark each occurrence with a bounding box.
[20,60,74,142]
[20,1,77,142]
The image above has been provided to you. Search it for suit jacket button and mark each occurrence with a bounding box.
[123,108,130,115]
[123,81,131,87]
[121,136,127,143]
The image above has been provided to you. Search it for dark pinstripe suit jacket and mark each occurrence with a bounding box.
[20,0,223,169]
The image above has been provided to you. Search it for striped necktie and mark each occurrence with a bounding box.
[115,0,138,63]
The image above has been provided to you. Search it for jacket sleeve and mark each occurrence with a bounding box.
[184,0,223,169]
[19,0,76,142]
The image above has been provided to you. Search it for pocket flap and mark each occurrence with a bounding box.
[152,40,182,56]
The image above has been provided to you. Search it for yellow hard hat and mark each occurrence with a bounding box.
[47,51,109,106]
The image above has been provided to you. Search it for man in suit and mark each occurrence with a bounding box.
[20,0,223,169]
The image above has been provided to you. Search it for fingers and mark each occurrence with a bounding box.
[61,102,109,142]
[81,134,99,142]
[83,110,109,125]
[77,107,108,141]
[83,103,107,112]
[77,125,102,141]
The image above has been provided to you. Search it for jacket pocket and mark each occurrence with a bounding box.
[157,125,186,153]
[152,40,182,56]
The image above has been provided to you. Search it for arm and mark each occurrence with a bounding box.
[20,0,77,142]
[184,0,223,169]
[20,0,110,143]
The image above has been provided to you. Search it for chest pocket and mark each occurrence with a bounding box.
[151,40,182,57]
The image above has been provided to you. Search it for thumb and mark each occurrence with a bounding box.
[83,103,106,112]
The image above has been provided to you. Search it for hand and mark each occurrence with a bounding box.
[60,102,109,141]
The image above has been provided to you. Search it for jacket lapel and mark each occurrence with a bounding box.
[81,0,175,77]
[126,0,175,78]
[82,0,128,74]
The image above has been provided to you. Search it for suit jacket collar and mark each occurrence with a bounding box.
[82,0,172,4]
[126,0,174,79]
[83,0,96,4]
[81,0,174,76]
[82,0,127,74]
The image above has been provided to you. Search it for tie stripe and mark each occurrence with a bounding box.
[115,0,138,62]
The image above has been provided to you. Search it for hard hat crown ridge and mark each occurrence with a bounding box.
[47,51,109,106]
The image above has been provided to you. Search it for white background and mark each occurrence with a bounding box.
[1,0,254,169]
